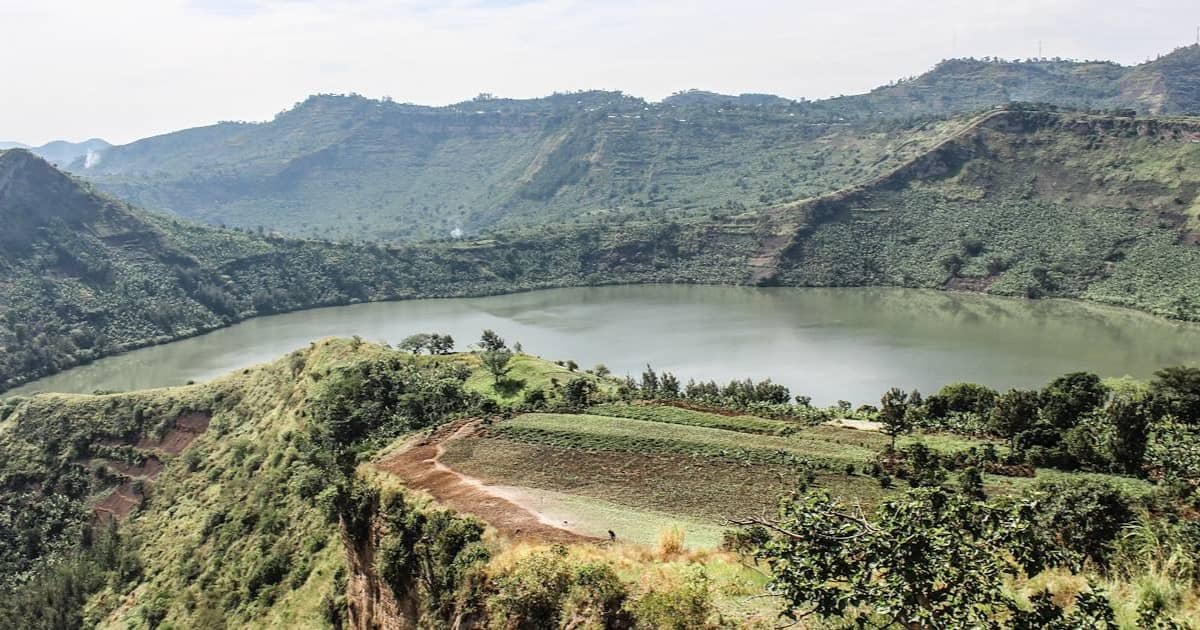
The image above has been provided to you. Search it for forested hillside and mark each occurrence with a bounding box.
[0,148,756,391]
[72,92,964,241]
[759,107,1200,320]
[5,339,1200,627]
[69,47,1200,242]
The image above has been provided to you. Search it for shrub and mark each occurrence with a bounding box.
[629,566,716,630]
[488,547,575,629]
[1025,478,1137,568]
[657,525,686,557]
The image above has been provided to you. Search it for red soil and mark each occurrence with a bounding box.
[137,411,211,455]
[376,422,597,545]
[91,456,163,480]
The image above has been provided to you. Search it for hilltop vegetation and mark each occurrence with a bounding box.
[3,339,1200,627]
[67,46,1200,241]
[810,45,1200,119]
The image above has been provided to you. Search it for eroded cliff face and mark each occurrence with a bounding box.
[339,490,417,630]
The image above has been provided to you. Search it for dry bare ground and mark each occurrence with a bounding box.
[375,421,598,544]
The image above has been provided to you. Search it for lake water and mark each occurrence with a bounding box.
[10,285,1200,404]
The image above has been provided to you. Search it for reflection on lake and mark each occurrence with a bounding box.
[10,285,1200,404]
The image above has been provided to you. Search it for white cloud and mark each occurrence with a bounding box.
[1,0,1195,144]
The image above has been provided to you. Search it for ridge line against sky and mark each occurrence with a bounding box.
[3,0,1198,145]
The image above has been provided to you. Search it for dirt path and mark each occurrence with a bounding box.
[376,422,597,544]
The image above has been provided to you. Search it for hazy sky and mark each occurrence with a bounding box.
[4,0,1197,145]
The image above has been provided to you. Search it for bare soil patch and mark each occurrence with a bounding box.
[89,456,163,480]
[439,436,891,521]
[826,418,884,432]
[137,411,211,454]
[376,422,597,544]
[93,481,142,521]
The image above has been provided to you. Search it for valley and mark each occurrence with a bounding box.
[3,38,1200,629]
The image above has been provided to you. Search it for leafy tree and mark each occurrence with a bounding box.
[901,442,946,488]
[399,333,432,354]
[1146,421,1200,483]
[736,487,1059,628]
[478,330,512,385]
[479,329,507,353]
[927,382,998,418]
[563,377,597,409]
[1150,366,1200,424]
[879,387,911,451]
[990,389,1041,449]
[482,348,513,386]
[1041,372,1108,429]
[1106,393,1152,475]
[959,466,986,500]
[640,365,659,397]
[1023,478,1135,568]
[428,334,454,355]
[659,372,680,398]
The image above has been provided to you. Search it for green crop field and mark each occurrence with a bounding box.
[587,402,798,435]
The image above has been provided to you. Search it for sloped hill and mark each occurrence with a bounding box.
[72,92,969,241]
[0,341,783,629]
[0,150,759,391]
[756,107,1200,318]
[71,48,1200,243]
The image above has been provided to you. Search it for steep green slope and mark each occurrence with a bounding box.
[74,92,964,241]
[759,108,1200,318]
[0,342,785,629]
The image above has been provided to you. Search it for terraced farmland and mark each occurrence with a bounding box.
[440,404,1013,529]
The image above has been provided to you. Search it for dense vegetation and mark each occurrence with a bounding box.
[75,92,965,241]
[3,338,1199,627]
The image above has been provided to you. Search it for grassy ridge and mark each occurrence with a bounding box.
[588,402,797,435]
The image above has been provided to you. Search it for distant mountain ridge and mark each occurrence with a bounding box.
[1,138,111,167]
[811,45,1200,118]
[69,46,1200,241]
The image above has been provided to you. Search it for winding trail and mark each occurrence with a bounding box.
[375,421,597,544]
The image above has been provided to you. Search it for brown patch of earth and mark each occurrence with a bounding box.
[137,411,211,455]
[944,275,997,292]
[375,422,597,544]
[93,481,142,521]
[89,456,163,480]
